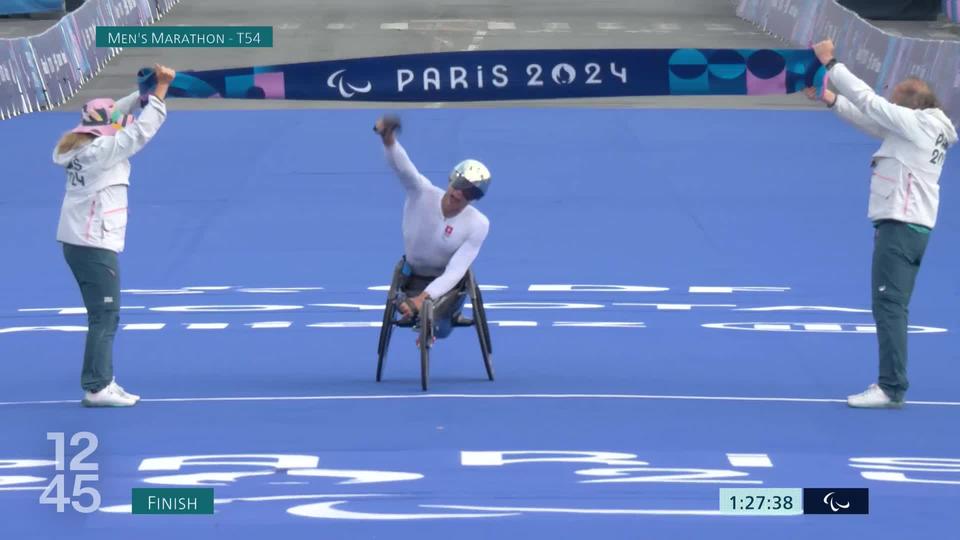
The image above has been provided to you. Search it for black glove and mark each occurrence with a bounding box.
[375,114,402,137]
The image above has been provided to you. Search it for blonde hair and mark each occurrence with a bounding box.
[55,132,96,156]
[898,78,940,110]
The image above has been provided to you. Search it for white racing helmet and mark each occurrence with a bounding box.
[448,159,491,201]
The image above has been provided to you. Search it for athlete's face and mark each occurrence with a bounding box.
[441,186,470,217]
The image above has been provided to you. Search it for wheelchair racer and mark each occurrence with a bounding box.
[373,115,491,344]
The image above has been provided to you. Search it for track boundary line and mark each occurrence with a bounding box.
[2,393,958,407]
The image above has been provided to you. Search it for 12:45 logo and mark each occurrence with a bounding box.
[39,432,101,513]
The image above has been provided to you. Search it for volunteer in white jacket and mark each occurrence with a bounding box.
[54,64,175,407]
[806,40,957,408]
[373,115,491,344]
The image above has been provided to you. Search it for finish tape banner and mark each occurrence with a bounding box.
[136,48,825,102]
[736,0,960,128]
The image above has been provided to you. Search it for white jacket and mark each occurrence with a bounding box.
[829,63,957,229]
[384,141,490,299]
[55,92,167,252]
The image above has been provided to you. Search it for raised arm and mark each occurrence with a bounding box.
[831,94,887,139]
[113,90,143,115]
[375,115,431,193]
[827,63,927,142]
[384,140,433,193]
[804,85,884,138]
[96,65,174,168]
[95,95,167,168]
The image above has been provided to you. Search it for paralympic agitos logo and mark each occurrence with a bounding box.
[802,488,869,515]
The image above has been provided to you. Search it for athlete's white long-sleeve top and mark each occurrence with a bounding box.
[384,141,490,299]
[829,63,957,229]
[55,92,167,253]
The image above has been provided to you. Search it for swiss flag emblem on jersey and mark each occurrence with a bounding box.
[444,225,454,237]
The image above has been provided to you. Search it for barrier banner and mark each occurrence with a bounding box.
[65,0,113,77]
[137,48,825,102]
[103,0,146,27]
[28,22,81,107]
[885,38,959,113]
[10,38,47,111]
[136,0,157,24]
[736,0,767,21]
[833,14,895,91]
[811,0,852,45]
[788,0,828,45]
[0,41,23,118]
[0,0,178,118]
[156,0,179,15]
[929,40,960,117]
[737,0,827,44]
[760,1,808,43]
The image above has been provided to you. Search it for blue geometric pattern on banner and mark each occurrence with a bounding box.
[137,48,824,102]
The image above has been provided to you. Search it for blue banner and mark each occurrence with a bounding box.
[139,48,825,103]
[0,0,62,16]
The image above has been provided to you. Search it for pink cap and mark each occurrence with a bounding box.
[71,97,134,137]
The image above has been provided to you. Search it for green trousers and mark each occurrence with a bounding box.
[63,243,121,393]
[871,220,930,402]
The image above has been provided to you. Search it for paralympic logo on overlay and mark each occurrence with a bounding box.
[823,491,850,512]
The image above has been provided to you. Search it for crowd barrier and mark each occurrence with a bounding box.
[0,0,181,120]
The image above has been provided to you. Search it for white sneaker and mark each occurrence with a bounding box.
[111,378,140,402]
[82,384,137,408]
[847,384,903,409]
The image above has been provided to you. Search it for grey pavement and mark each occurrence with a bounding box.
[0,10,64,39]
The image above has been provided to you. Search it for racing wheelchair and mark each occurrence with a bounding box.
[376,257,494,391]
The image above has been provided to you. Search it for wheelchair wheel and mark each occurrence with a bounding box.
[376,302,395,382]
[472,277,493,355]
[376,259,405,382]
[419,300,434,392]
[467,273,494,381]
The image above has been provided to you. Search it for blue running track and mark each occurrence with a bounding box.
[0,107,958,539]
